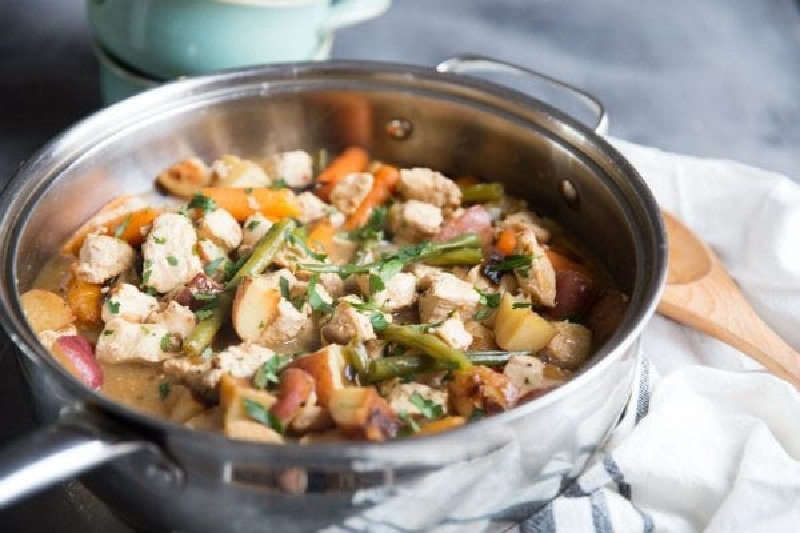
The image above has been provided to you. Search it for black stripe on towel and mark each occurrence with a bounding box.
[603,457,654,533]
[634,359,651,424]
[590,491,614,533]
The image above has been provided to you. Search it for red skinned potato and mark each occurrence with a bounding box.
[271,368,315,426]
[51,335,103,389]
[435,205,493,245]
[547,270,597,321]
[588,290,629,345]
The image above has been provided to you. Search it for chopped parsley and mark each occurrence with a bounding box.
[158,382,171,400]
[242,398,283,434]
[398,410,420,435]
[203,257,225,275]
[223,256,248,281]
[253,354,294,389]
[369,312,389,332]
[484,254,533,277]
[469,407,486,421]
[409,392,444,419]
[512,302,534,309]
[113,214,132,239]
[279,276,291,301]
[107,300,120,314]
[200,347,213,360]
[287,228,327,262]
[154,236,167,244]
[246,219,261,231]
[159,333,173,352]
[346,206,386,243]
[102,329,114,336]
[307,274,333,314]
[188,192,217,215]
[167,256,178,266]
[269,178,288,190]
[473,289,501,320]
[195,308,215,321]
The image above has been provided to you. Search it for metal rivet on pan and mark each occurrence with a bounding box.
[145,460,184,489]
[386,118,413,140]
[560,179,579,209]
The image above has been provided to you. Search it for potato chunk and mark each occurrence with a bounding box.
[494,293,556,351]
[20,289,75,334]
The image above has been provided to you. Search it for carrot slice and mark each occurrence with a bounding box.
[495,229,518,255]
[342,164,400,230]
[61,198,160,255]
[315,147,370,202]
[307,220,337,256]
[65,270,103,325]
[199,188,300,222]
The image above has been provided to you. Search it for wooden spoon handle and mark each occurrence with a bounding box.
[659,253,800,388]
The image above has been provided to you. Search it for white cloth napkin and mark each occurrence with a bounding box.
[518,140,800,532]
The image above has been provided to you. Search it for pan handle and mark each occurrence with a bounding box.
[0,418,150,509]
[436,53,609,135]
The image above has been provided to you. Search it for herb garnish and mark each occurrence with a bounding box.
[512,302,534,309]
[484,254,533,277]
[409,392,444,419]
[167,256,179,266]
[307,274,333,314]
[269,178,288,190]
[159,382,171,400]
[346,206,386,243]
[473,289,501,320]
[107,300,120,314]
[243,398,283,434]
[246,219,261,231]
[253,354,295,389]
[203,257,225,276]
[188,192,217,215]
[398,410,420,435]
[279,276,291,301]
[154,236,166,244]
[113,214,132,239]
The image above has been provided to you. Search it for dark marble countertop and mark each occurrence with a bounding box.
[1,0,799,530]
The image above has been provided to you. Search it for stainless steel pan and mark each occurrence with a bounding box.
[0,56,665,532]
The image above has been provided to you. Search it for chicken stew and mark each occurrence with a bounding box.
[22,147,628,443]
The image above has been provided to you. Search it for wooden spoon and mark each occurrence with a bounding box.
[658,211,800,387]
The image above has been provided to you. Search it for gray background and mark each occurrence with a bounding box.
[1,0,799,530]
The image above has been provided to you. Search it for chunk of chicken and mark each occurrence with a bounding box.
[259,298,313,348]
[142,212,203,293]
[381,380,449,417]
[239,213,273,253]
[503,354,565,397]
[397,168,461,208]
[295,191,332,225]
[329,172,373,215]
[418,272,480,323]
[75,234,135,284]
[514,232,556,307]
[498,211,552,243]
[356,271,417,312]
[102,283,159,323]
[321,301,376,345]
[431,317,473,350]
[164,342,275,392]
[261,150,314,188]
[96,319,172,364]
[149,300,197,339]
[389,200,443,243]
[198,208,242,252]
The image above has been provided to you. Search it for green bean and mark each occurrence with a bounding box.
[366,355,438,382]
[460,182,504,203]
[344,340,370,376]
[423,247,483,266]
[184,291,233,357]
[187,219,294,356]
[298,233,482,275]
[376,323,473,370]
[365,350,527,382]
[227,217,295,288]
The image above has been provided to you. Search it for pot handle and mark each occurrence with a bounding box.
[436,54,609,135]
[0,419,149,509]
